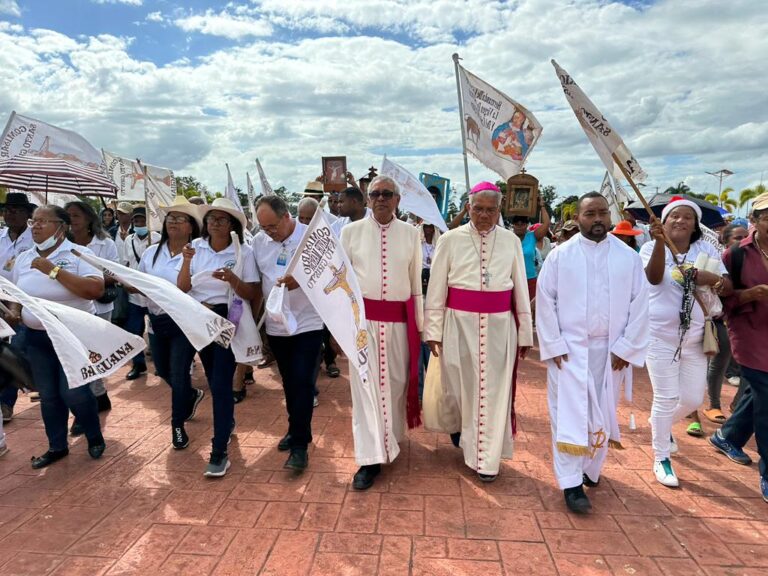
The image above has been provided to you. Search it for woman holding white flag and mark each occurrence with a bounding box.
[139,196,205,451]
[177,198,258,477]
[12,205,107,468]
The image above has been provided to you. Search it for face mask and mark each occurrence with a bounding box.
[133,226,148,236]
[34,228,61,251]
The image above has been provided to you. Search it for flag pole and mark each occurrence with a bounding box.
[136,158,153,246]
[452,53,471,194]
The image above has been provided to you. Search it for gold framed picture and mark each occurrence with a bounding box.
[322,156,347,192]
[503,172,539,218]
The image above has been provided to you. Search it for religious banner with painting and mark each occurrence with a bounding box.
[322,156,347,192]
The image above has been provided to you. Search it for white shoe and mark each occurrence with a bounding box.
[727,376,740,387]
[313,396,319,408]
[654,459,679,488]
[669,435,678,455]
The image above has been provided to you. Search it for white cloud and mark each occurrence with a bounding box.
[0,0,20,17]
[145,11,163,23]
[91,0,143,6]
[0,0,766,215]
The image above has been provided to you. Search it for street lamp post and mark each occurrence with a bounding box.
[706,169,734,200]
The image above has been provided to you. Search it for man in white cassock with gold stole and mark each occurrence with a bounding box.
[340,175,423,491]
[536,192,649,514]
[424,181,533,482]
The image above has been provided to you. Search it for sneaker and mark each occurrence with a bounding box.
[669,435,678,455]
[727,376,741,387]
[564,485,592,513]
[172,426,189,450]
[313,395,319,408]
[204,451,230,477]
[1,404,12,423]
[761,477,768,503]
[0,444,8,458]
[186,388,205,421]
[709,430,753,465]
[654,458,679,488]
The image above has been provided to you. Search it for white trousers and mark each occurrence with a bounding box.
[548,339,610,490]
[647,337,707,460]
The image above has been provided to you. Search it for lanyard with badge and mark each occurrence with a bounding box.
[276,239,293,267]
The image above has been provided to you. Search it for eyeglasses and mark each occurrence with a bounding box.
[166,216,191,224]
[260,223,280,233]
[205,216,232,226]
[27,219,63,227]
[471,206,499,216]
[369,190,396,200]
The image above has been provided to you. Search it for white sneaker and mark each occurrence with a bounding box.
[669,435,678,455]
[654,459,679,487]
[727,376,740,387]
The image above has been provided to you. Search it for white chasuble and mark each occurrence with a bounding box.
[424,224,533,475]
[341,216,423,465]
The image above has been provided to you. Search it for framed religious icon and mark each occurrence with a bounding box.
[322,156,348,192]
[503,170,539,218]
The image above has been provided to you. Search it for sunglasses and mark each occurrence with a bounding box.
[369,190,395,200]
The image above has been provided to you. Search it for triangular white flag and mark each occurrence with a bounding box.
[599,171,622,225]
[379,158,447,231]
[256,158,274,196]
[224,163,244,213]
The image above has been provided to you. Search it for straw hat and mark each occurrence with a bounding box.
[201,197,247,230]
[159,195,203,228]
[303,181,324,196]
[610,220,642,236]
[752,192,768,213]
[116,201,134,214]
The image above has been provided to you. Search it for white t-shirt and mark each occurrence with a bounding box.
[124,231,161,306]
[182,237,258,306]
[13,239,102,330]
[251,220,323,336]
[639,239,727,345]
[86,235,119,315]
[0,226,33,281]
[139,243,185,316]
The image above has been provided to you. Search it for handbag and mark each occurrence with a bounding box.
[96,285,118,304]
[422,354,461,434]
[693,291,719,356]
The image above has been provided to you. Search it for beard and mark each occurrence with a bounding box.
[582,222,608,241]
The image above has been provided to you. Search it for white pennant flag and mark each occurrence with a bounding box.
[256,158,274,196]
[141,162,176,233]
[103,150,145,201]
[0,277,145,388]
[224,164,244,214]
[552,60,647,184]
[599,171,622,225]
[457,64,542,180]
[286,210,370,378]
[614,179,632,204]
[380,157,448,231]
[74,249,236,351]
[246,172,257,219]
[225,232,263,365]
[1,111,105,173]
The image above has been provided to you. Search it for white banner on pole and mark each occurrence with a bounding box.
[599,171,622,225]
[286,210,370,379]
[256,158,274,196]
[224,164,244,214]
[380,157,448,232]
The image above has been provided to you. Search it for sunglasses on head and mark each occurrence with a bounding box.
[369,190,395,200]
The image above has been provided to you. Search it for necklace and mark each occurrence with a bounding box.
[423,242,435,265]
[469,226,497,287]
[757,233,768,260]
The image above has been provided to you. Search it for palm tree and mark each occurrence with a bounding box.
[664,182,691,196]
[739,183,767,209]
[704,187,738,213]
[561,201,578,221]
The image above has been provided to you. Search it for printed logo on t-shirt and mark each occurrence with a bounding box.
[54,258,71,268]
[224,259,236,270]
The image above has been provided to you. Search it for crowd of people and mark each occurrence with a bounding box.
[0,175,767,516]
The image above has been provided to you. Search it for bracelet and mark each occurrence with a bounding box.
[49,266,61,280]
[713,277,725,295]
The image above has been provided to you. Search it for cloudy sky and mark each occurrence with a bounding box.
[1,0,766,210]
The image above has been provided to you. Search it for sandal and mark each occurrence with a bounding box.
[703,408,727,424]
[686,422,704,437]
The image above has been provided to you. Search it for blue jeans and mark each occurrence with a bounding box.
[0,325,29,409]
[268,330,324,450]
[721,366,768,481]
[26,329,102,451]
[124,303,151,367]
[198,304,236,453]
[150,314,197,427]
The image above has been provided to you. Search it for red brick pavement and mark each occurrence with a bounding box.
[0,347,765,575]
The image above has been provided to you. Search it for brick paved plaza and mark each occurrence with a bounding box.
[0,348,766,575]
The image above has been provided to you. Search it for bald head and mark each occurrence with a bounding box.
[298,197,319,225]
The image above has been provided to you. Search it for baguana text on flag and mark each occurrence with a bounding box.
[552,60,647,184]
[0,276,145,388]
[285,209,370,379]
[75,250,235,351]
[103,151,143,201]
[599,171,622,224]
[256,158,274,196]
[457,64,543,180]
[380,158,448,232]
[224,164,244,214]
[0,111,106,173]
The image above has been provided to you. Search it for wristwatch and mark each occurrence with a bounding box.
[49,266,61,280]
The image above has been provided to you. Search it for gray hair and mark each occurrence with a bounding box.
[255,194,289,218]
[297,197,319,212]
[469,189,502,207]
[368,175,400,196]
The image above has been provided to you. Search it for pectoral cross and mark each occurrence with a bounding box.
[482,270,491,287]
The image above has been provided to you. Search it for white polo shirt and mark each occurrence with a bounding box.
[182,237,258,306]
[640,239,727,345]
[13,239,102,330]
[86,235,119,316]
[251,220,323,337]
[0,226,33,281]
[139,243,185,316]
[124,231,161,307]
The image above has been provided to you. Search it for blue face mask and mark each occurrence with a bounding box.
[133,226,148,236]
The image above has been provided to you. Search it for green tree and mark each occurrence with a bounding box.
[740,183,766,209]
[554,194,579,220]
[704,187,737,213]
[664,181,691,196]
[175,175,209,201]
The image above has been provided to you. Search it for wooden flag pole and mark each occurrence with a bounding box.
[136,158,152,247]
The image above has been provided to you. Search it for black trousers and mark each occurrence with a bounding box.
[268,330,324,450]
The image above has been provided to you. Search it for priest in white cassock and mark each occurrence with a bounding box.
[340,175,423,491]
[424,181,533,482]
[536,192,649,514]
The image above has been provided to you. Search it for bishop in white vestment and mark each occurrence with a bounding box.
[536,193,649,513]
[424,182,533,481]
[341,175,423,490]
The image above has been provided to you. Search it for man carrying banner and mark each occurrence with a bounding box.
[536,192,649,513]
[424,182,532,482]
[253,195,324,472]
[341,175,423,490]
